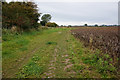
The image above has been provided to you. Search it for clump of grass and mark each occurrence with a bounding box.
[74,64,85,70]
[16,39,29,46]
[66,40,69,42]
[17,62,43,78]
[16,55,44,78]
[2,49,13,55]
[46,41,57,45]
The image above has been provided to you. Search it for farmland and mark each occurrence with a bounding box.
[2,27,119,78]
[71,27,119,67]
[1,1,119,79]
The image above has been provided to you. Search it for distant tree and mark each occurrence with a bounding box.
[41,14,51,22]
[101,24,105,27]
[84,24,87,26]
[61,25,63,27]
[41,14,51,26]
[95,24,98,27]
[68,25,72,27]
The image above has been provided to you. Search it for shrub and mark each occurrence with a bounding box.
[68,25,72,27]
[45,22,58,27]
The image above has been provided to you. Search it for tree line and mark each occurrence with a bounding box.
[2,1,58,32]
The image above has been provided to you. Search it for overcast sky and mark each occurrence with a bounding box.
[6,0,119,25]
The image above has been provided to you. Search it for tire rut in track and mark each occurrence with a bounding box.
[42,47,58,78]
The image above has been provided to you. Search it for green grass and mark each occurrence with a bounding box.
[2,27,117,78]
[81,50,116,77]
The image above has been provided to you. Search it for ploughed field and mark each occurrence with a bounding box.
[71,27,119,67]
[2,27,119,78]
